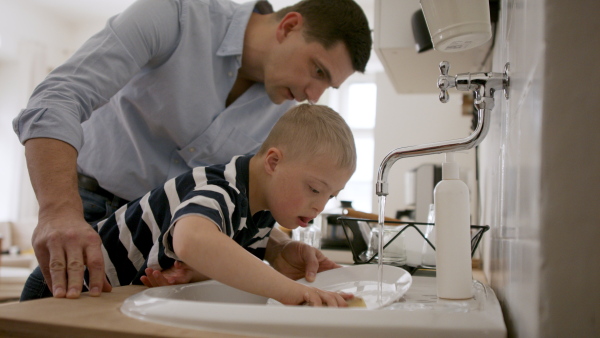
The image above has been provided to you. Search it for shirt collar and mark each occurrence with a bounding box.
[235,154,252,197]
[217,1,270,57]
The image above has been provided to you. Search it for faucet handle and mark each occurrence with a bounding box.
[439,87,450,103]
[437,61,455,103]
[439,60,450,76]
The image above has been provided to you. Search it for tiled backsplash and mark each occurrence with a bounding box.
[479,1,600,337]
[478,1,544,336]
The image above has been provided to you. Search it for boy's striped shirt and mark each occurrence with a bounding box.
[92,155,275,287]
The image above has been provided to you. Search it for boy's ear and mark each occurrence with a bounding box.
[275,12,303,43]
[264,147,283,175]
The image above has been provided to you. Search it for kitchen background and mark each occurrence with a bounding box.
[0,0,598,337]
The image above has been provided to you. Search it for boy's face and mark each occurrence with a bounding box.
[263,13,354,104]
[266,152,354,230]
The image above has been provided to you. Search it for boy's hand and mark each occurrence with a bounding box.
[270,241,341,282]
[302,288,354,307]
[279,285,353,307]
[140,261,205,287]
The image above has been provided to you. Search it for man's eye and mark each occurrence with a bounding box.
[315,66,325,79]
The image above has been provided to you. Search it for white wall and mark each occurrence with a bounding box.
[373,73,476,220]
[372,71,478,266]
[0,0,109,247]
[0,0,67,223]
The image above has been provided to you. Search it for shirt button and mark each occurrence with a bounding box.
[174,159,180,164]
[189,147,196,152]
[228,71,233,77]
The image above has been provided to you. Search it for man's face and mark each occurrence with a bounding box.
[263,26,355,104]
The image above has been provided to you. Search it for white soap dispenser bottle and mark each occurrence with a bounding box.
[434,152,473,299]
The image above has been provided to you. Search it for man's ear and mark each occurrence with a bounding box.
[264,147,283,175]
[275,12,303,43]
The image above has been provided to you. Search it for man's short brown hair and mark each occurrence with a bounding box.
[275,0,372,73]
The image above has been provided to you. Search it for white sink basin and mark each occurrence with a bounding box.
[121,266,506,337]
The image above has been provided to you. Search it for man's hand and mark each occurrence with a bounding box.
[140,261,207,287]
[25,138,111,298]
[33,213,112,298]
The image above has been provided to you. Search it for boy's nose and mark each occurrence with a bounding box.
[312,198,329,215]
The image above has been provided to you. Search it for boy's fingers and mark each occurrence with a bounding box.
[304,291,323,307]
[152,270,172,286]
[142,268,156,287]
[338,291,354,300]
[140,276,152,287]
[334,292,348,307]
[306,290,350,308]
[143,268,166,287]
[321,291,345,307]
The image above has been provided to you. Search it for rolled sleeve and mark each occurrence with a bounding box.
[13,107,84,150]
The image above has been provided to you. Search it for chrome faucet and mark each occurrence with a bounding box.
[375,61,510,196]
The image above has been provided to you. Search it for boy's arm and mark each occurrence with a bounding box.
[265,227,341,282]
[172,215,350,306]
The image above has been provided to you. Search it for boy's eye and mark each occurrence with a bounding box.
[309,186,320,194]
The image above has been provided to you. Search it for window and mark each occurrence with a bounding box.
[322,73,377,213]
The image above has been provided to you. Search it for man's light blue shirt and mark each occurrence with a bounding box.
[13,0,294,201]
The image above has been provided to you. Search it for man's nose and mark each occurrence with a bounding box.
[305,81,328,104]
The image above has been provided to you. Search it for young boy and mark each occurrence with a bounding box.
[89,104,356,306]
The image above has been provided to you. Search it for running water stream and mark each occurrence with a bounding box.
[376,195,386,304]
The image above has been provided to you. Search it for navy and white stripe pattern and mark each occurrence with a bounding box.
[92,155,275,287]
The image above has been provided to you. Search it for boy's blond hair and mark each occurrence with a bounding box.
[257,104,356,172]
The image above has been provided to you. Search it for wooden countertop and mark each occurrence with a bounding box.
[0,285,247,338]
[0,269,490,337]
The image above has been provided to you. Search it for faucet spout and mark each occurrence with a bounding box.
[376,107,489,196]
[375,62,510,196]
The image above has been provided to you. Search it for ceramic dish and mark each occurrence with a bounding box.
[268,264,412,310]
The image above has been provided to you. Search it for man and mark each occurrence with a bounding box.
[13,0,371,300]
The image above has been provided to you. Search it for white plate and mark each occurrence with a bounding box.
[268,264,412,310]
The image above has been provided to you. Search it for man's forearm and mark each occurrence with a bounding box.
[24,138,111,298]
[24,138,82,217]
